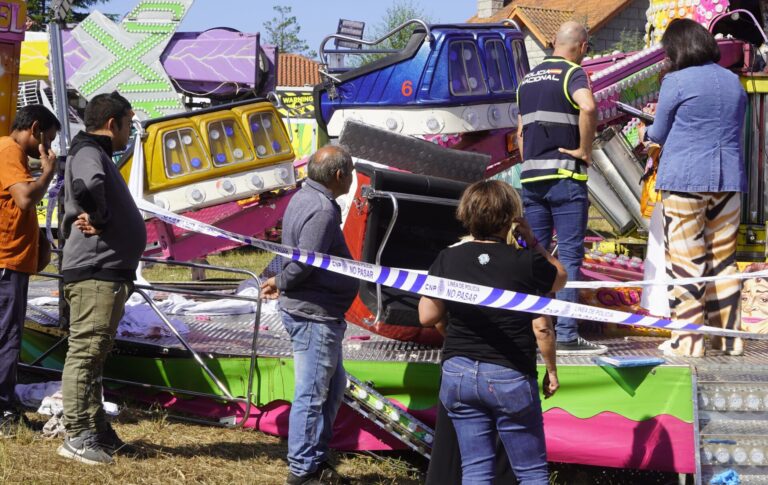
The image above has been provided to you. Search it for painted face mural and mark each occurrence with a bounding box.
[742,263,768,334]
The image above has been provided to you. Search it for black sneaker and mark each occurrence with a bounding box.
[57,431,115,465]
[317,461,352,485]
[556,337,608,355]
[285,470,321,485]
[97,423,136,456]
[0,410,31,438]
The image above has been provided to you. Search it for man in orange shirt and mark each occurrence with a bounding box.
[0,105,59,434]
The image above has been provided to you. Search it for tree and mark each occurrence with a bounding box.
[263,6,316,58]
[26,0,113,31]
[355,0,433,66]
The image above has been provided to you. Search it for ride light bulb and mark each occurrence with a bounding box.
[153,197,169,210]
[250,174,264,190]
[217,179,235,196]
[750,448,765,464]
[728,392,744,410]
[713,392,727,410]
[356,389,367,399]
[277,167,290,183]
[186,187,205,204]
[426,117,442,132]
[715,447,730,464]
[373,400,385,411]
[702,446,714,463]
[463,110,479,129]
[488,106,501,126]
[746,393,761,410]
[388,410,400,422]
[385,118,399,131]
[733,447,748,464]
[508,104,519,122]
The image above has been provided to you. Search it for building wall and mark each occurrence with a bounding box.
[477,0,505,18]
[524,34,550,68]
[590,0,650,52]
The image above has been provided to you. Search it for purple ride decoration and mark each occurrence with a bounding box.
[61,28,277,98]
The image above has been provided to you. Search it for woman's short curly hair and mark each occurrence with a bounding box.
[456,180,522,239]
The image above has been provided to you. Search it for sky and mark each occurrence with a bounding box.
[95,0,477,54]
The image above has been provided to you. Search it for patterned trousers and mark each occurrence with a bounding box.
[662,191,742,357]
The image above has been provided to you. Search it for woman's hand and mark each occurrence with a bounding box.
[542,370,559,399]
[512,217,537,248]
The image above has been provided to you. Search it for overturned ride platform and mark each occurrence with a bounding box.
[22,261,768,483]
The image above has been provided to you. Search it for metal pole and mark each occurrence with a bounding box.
[47,20,72,155]
[48,10,73,330]
[133,288,235,400]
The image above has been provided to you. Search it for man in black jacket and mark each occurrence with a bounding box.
[58,92,145,465]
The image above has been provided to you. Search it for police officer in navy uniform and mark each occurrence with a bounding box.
[516,21,606,355]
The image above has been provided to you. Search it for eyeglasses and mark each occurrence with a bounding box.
[585,41,594,53]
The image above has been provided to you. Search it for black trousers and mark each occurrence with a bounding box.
[0,269,29,412]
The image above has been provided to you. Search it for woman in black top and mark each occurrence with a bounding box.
[419,180,566,484]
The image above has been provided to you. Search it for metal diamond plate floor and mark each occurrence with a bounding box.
[26,279,768,366]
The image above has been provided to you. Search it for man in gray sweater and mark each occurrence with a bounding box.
[58,92,145,465]
[261,145,358,485]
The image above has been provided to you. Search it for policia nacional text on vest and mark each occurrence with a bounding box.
[517,57,588,184]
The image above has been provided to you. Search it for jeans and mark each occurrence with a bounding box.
[0,269,29,412]
[440,356,548,485]
[281,309,347,477]
[523,178,589,342]
[62,279,131,437]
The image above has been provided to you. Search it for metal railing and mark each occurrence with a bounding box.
[319,18,432,65]
[27,257,265,429]
[360,186,459,326]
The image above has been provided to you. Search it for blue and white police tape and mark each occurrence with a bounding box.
[135,198,768,341]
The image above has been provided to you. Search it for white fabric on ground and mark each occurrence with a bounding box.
[119,303,190,338]
[14,381,118,416]
[28,296,58,306]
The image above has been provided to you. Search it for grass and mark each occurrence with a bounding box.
[0,406,423,485]
[0,404,682,484]
[140,247,275,283]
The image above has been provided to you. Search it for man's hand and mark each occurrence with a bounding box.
[39,144,56,175]
[543,370,559,399]
[260,276,280,300]
[558,146,591,166]
[74,212,101,236]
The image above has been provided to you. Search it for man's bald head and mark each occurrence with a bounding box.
[553,21,589,64]
[307,144,354,195]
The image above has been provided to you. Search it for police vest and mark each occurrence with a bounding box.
[517,57,588,184]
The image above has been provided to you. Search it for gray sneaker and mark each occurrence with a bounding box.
[97,423,136,456]
[57,431,115,465]
[556,337,608,355]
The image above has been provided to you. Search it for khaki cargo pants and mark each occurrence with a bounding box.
[62,279,132,437]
